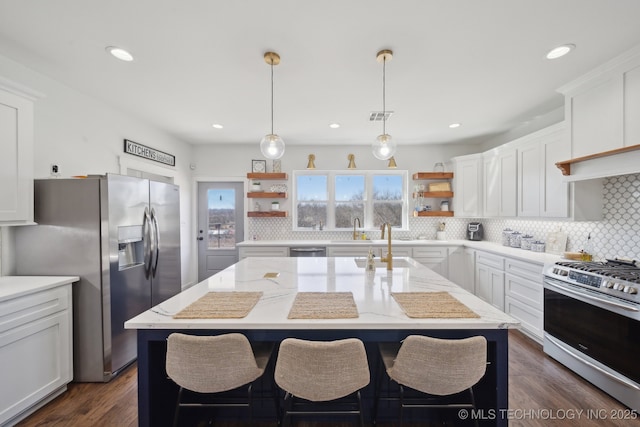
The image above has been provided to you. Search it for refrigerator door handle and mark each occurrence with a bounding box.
[143,207,153,279]
[150,208,160,277]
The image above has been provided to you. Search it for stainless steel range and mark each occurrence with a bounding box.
[543,259,640,411]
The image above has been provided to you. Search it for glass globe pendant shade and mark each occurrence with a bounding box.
[372,133,396,160]
[260,133,285,159]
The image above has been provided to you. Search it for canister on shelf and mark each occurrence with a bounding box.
[509,231,522,248]
[502,229,514,246]
[520,235,534,250]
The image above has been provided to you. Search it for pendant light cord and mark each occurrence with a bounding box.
[270,60,274,135]
[382,56,386,135]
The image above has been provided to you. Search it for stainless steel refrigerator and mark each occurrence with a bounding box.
[15,174,181,382]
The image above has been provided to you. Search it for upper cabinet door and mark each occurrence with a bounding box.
[0,87,35,224]
[540,126,570,218]
[452,154,482,217]
[482,154,499,217]
[498,148,517,217]
[624,64,640,148]
[569,77,622,158]
[517,140,541,217]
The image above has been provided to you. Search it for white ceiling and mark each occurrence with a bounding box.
[2,0,640,148]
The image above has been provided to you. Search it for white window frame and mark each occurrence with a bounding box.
[292,169,409,231]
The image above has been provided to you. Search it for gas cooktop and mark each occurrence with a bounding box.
[546,259,640,303]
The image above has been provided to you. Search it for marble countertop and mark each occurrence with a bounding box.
[0,276,79,302]
[237,239,562,265]
[125,257,519,330]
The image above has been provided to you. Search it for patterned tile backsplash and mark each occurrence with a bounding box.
[248,173,640,261]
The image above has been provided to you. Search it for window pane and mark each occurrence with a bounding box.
[297,202,327,227]
[373,202,403,228]
[335,175,364,201]
[373,175,403,200]
[335,202,364,228]
[373,174,403,227]
[297,175,327,201]
[207,189,236,248]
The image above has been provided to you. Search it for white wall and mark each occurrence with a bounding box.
[0,53,195,286]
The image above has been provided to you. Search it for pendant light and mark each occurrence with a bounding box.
[260,52,285,159]
[372,49,396,160]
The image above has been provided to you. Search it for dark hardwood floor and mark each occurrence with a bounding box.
[16,331,640,426]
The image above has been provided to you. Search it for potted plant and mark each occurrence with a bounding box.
[271,201,280,211]
[251,181,261,192]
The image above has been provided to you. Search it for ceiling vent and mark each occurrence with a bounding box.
[369,111,394,121]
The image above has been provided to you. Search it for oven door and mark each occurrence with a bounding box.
[544,277,640,408]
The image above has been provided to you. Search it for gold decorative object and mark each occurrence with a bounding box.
[306,154,316,169]
[347,153,357,169]
[387,156,397,168]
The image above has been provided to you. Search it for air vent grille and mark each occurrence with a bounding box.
[369,111,394,121]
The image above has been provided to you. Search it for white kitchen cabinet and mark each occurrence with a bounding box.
[447,246,475,293]
[451,154,482,217]
[0,279,73,426]
[540,125,570,218]
[482,147,516,217]
[474,251,505,311]
[239,246,289,259]
[482,153,499,217]
[498,148,517,217]
[516,123,569,218]
[558,45,640,158]
[504,258,544,342]
[412,246,449,278]
[0,79,41,225]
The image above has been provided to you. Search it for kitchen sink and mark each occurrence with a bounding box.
[353,258,412,268]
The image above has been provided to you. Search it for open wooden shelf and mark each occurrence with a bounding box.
[412,191,454,198]
[247,211,288,218]
[412,172,454,180]
[413,211,454,217]
[555,144,640,176]
[246,173,288,180]
[247,192,287,198]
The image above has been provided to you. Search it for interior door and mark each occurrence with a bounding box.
[197,182,244,281]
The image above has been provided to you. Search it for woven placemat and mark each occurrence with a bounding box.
[287,292,359,319]
[173,291,263,319]
[391,291,480,318]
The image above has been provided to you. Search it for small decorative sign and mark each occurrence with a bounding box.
[124,139,175,166]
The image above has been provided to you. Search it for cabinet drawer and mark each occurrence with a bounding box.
[505,296,543,342]
[505,258,543,283]
[505,273,543,310]
[0,286,70,334]
[412,246,448,258]
[476,251,504,270]
[239,247,288,259]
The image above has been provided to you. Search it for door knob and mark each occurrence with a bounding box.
[197,237,204,241]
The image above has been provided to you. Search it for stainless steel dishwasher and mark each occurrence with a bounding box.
[289,247,327,257]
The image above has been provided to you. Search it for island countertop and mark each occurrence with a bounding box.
[125,256,518,330]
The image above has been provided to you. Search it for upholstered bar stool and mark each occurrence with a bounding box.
[373,335,487,427]
[274,337,370,427]
[165,332,275,427]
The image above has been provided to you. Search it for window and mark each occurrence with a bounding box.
[293,170,408,230]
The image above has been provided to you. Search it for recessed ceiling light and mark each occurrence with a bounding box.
[212,123,224,129]
[546,44,575,60]
[449,123,461,128]
[329,123,340,129]
[106,46,134,62]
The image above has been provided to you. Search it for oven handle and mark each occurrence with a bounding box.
[544,279,639,312]
[546,335,640,392]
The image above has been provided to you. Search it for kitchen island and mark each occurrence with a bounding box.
[125,256,518,426]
